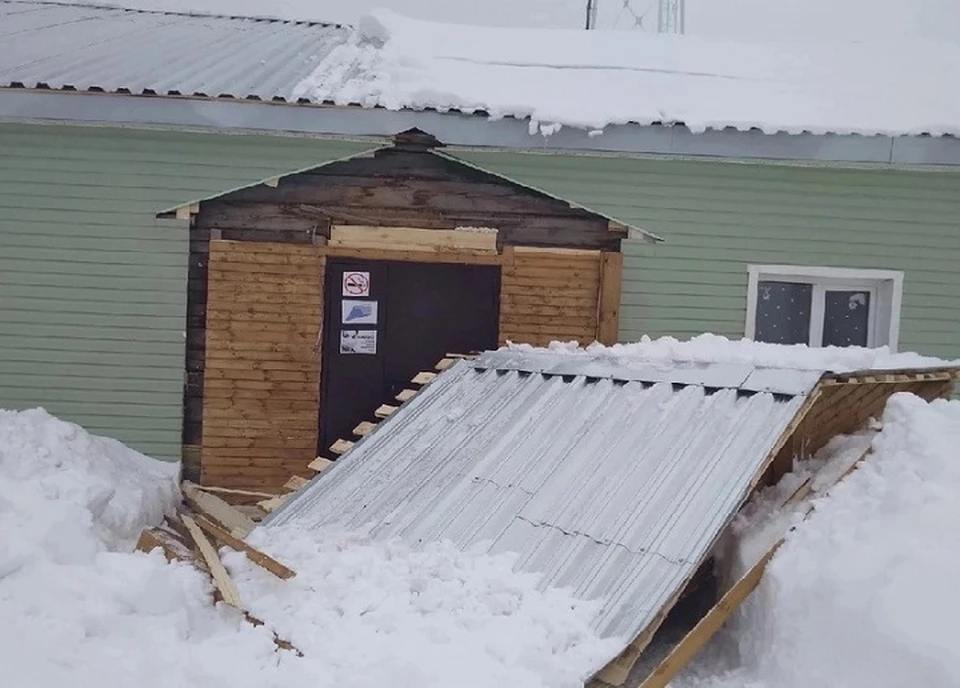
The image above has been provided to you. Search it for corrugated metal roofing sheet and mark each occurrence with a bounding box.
[0,0,347,101]
[266,357,814,642]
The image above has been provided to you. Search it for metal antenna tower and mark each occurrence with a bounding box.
[584,0,599,29]
[657,0,685,34]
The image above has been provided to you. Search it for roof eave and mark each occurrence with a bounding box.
[4,89,960,168]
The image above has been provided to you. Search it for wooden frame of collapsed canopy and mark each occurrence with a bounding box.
[588,366,959,688]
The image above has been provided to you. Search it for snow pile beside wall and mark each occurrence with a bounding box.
[514,333,956,374]
[0,408,615,688]
[0,407,181,554]
[680,393,960,688]
[293,10,960,138]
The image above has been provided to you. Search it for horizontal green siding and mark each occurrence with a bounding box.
[455,151,960,363]
[0,123,371,460]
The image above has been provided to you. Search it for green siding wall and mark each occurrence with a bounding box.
[0,123,371,460]
[454,151,960,362]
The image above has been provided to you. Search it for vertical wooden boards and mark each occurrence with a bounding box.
[765,376,955,484]
[499,247,604,346]
[597,251,623,345]
[201,240,323,491]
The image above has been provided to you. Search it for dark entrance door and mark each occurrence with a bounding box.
[319,259,500,452]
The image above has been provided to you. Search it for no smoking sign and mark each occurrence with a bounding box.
[342,271,371,297]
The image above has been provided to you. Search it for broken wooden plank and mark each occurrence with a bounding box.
[181,514,244,609]
[243,612,303,656]
[194,485,278,500]
[234,504,268,522]
[374,404,397,419]
[329,439,354,455]
[195,515,296,580]
[637,546,782,688]
[135,527,196,565]
[283,475,310,492]
[395,388,417,403]
[307,456,334,473]
[353,421,377,437]
[257,494,289,513]
[182,481,257,539]
[411,371,437,385]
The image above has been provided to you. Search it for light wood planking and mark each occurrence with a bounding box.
[498,247,603,347]
[329,225,498,253]
[201,240,323,491]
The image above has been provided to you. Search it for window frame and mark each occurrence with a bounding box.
[745,265,904,351]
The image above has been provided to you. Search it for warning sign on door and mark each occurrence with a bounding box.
[342,299,378,325]
[340,330,377,355]
[342,271,371,297]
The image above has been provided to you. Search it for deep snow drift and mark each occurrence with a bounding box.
[675,392,960,688]
[0,408,615,688]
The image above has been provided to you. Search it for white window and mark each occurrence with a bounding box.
[745,265,904,350]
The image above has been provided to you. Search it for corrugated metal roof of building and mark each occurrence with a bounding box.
[265,354,815,645]
[0,0,348,102]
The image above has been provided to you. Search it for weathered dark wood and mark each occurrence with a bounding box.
[198,149,617,251]
[216,177,591,215]
[190,226,318,249]
[199,204,617,250]
[184,228,210,447]
[393,128,444,149]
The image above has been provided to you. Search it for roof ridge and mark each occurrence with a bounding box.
[2,0,346,28]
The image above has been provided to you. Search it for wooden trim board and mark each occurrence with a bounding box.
[597,251,623,345]
[329,225,498,253]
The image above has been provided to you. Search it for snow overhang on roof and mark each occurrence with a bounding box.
[3,1,960,168]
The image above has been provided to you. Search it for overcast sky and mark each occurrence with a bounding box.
[108,0,960,41]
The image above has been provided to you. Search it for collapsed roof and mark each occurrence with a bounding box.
[264,343,959,678]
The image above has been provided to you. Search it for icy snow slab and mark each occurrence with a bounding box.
[293,10,960,138]
[266,360,808,645]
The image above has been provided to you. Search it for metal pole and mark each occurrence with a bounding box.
[584,0,598,29]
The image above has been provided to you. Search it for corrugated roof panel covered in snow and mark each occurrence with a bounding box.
[266,356,813,643]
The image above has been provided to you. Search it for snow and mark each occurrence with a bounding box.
[292,9,960,138]
[507,332,959,375]
[0,407,616,688]
[678,392,960,688]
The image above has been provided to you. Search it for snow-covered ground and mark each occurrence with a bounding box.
[675,391,960,688]
[0,408,615,688]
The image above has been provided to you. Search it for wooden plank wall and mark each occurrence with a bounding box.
[500,247,606,346]
[764,375,956,484]
[201,240,323,491]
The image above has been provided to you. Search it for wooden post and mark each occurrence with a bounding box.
[597,251,623,345]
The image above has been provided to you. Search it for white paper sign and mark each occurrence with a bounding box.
[340,330,377,355]
[342,271,371,297]
[342,299,378,325]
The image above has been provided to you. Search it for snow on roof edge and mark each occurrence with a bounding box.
[501,334,960,377]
